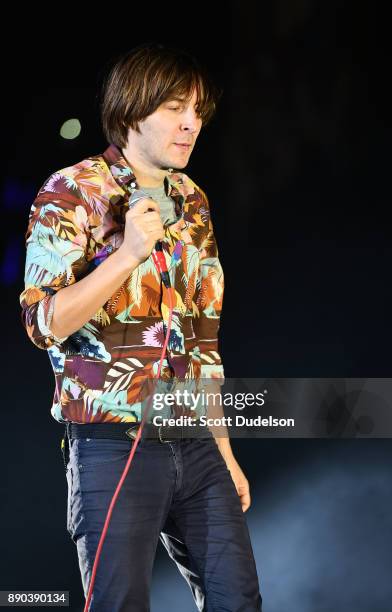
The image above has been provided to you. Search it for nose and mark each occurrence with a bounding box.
[180,107,201,133]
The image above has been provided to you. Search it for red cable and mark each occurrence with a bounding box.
[83,260,174,612]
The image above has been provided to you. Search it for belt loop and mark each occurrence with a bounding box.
[125,424,140,440]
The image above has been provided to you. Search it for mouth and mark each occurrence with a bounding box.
[174,143,192,150]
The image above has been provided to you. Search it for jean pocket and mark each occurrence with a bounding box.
[73,438,134,470]
[200,437,232,470]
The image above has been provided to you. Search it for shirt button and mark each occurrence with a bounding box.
[130,182,136,188]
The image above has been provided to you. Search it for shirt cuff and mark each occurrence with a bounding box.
[37,294,69,345]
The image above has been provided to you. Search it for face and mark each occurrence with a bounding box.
[128,89,203,171]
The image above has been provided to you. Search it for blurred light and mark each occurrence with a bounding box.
[60,118,81,140]
[2,179,36,210]
[1,240,21,285]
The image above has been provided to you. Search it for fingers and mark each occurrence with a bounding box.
[128,197,160,215]
[141,216,165,236]
[145,222,164,232]
[125,209,164,232]
[147,230,165,242]
[241,490,251,512]
[122,195,165,259]
[142,211,163,223]
[142,221,165,242]
[126,205,163,229]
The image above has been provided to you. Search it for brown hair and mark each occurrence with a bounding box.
[101,42,222,148]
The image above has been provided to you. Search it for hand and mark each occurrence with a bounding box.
[120,198,164,264]
[224,455,251,512]
[202,380,251,511]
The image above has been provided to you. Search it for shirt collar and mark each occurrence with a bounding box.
[102,143,185,201]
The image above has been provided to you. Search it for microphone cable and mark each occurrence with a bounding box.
[83,191,174,611]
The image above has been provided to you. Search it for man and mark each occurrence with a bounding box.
[20,43,262,611]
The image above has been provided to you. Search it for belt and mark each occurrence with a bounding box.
[65,421,212,444]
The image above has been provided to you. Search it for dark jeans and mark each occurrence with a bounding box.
[63,432,262,611]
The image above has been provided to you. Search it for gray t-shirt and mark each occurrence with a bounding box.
[141,177,177,227]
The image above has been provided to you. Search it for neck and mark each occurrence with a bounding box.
[121,147,167,188]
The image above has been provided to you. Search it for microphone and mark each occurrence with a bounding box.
[127,189,171,289]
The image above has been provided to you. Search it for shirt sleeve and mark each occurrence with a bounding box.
[19,175,90,350]
[192,192,225,384]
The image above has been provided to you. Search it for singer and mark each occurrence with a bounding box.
[20,43,262,611]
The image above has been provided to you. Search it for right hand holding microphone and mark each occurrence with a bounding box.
[119,196,164,264]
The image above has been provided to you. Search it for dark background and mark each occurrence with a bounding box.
[1,2,391,611]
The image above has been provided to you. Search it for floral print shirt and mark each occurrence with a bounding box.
[19,144,224,424]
